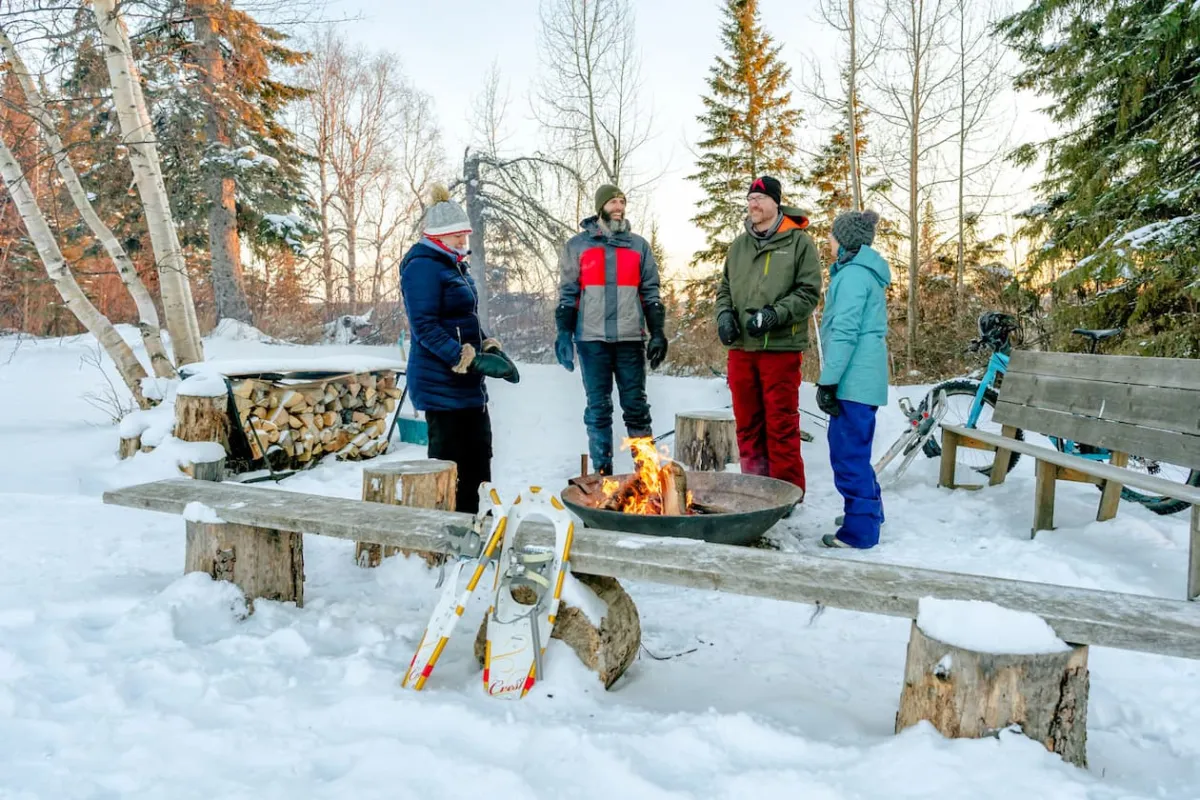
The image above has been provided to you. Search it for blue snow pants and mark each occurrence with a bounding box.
[830,399,884,548]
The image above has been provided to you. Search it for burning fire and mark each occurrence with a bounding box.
[600,436,695,515]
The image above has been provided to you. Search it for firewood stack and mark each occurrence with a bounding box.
[230,371,402,466]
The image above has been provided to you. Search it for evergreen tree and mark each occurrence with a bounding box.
[688,0,804,267]
[807,102,872,263]
[1000,0,1200,356]
[52,2,312,328]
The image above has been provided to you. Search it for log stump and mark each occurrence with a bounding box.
[174,394,231,452]
[674,410,737,472]
[356,459,456,568]
[118,435,141,460]
[185,520,304,612]
[182,457,226,483]
[895,618,1089,767]
[473,573,641,689]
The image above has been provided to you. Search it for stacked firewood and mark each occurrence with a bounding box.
[231,371,402,465]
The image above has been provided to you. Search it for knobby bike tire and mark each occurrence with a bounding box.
[920,379,1024,478]
[1053,435,1200,516]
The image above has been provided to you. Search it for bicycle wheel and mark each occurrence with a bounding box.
[1051,439,1199,515]
[920,379,1024,478]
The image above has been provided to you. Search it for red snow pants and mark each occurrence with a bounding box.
[727,349,806,495]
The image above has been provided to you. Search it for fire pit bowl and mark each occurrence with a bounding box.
[561,471,803,547]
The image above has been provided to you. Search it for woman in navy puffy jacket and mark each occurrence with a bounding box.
[400,185,518,513]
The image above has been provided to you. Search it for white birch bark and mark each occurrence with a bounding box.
[92,0,205,366]
[0,26,176,378]
[0,136,151,408]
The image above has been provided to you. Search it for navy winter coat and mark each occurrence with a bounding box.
[399,239,487,412]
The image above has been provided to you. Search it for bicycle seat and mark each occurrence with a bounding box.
[1071,327,1122,342]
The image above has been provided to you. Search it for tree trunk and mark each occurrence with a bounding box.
[955,0,967,299]
[190,0,253,326]
[185,519,304,611]
[345,193,358,308]
[319,154,335,303]
[474,573,641,690]
[907,3,922,374]
[0,26,176,379]
[673,410,738,472]
[464,152,490,331]
[847,0,863,212]
[93,0,205,366]
[356,459,457,567]
[0,135,151,409]
[895,620,1089,767]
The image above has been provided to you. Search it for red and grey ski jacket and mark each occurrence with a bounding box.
[557,216,662,342]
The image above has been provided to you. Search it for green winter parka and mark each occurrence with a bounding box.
[714,207,823,352]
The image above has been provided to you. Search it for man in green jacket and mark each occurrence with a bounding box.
[715,176,822,494]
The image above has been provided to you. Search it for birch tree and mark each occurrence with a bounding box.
[816,0,880,211]
[949,0,1006,296]
[867,0,958,371]
[92,0,205,365]
[0,134,152,408]
[534,0,651,188]
[0,25,175,378]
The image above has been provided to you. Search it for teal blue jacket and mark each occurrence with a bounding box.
[818,245,891,407]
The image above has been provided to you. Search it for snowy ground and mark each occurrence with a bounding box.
[2,325,1199,799]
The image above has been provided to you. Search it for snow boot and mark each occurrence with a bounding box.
[821,533,852,549]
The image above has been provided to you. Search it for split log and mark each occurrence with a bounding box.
[356,459,457,568]
[119,434,141,460]
[894,618,1089,767]
[474,573,641,689]
[674,410,737,472]
[661,460,688,516]
[185,519,304,611]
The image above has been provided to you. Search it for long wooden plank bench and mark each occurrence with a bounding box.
[937,351,1200,598]
[104,478,1200,661]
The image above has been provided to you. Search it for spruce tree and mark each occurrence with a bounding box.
[1000,0,1200,355]
[688,0,804,267]
[807,102,872,263]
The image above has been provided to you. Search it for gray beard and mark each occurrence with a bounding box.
[600,216,630,234]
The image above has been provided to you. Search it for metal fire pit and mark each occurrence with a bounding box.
[560,471,803,547]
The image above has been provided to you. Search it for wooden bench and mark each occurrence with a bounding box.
[104,476,1200,767]
[937,351,1200,598]
[105,478,1200,659]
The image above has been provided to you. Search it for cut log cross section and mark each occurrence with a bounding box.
[356,459,457,568]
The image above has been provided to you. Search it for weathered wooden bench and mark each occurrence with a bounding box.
[104,476,1200,767]
[937,351,1200,598]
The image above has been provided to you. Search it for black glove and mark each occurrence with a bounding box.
[817,384,840,417]
[717,309,740,346]
[554,305,577,372]
[644,302,668,370]
[746,305,779,338]
[470,351,519,383]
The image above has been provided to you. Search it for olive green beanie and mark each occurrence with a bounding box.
[594,184,625,216]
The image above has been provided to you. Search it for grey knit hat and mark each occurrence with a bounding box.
[423,184,472,237]
[832,209,880,250]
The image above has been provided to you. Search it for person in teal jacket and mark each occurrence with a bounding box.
[816,209,890,549]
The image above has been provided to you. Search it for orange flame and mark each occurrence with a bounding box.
[599,436,693,515]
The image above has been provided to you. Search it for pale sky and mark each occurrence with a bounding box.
[324,0,1055,276]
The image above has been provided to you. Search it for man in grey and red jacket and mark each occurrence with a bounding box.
[555,184,668,476]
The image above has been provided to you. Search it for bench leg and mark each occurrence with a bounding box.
[1033,459,1057,538]
[1096,451,1128,522]
[989,426,1018,487]
[1189,505,1200,601]
[938,429,960,489]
